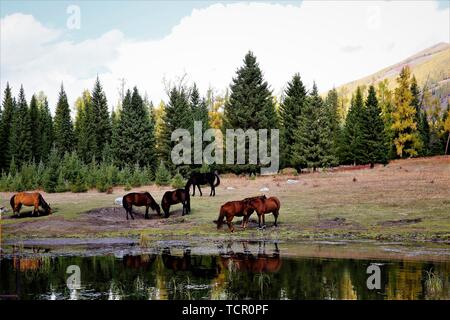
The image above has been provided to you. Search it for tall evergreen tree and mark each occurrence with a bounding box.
[159,85,192,168]
[324,88,341,163]
[29,94,42,161]
[292,83,333,170]
[392,66,421,158]
[74,90,95,162]
[279,73,307,168]
[340,87,367,165]
[223,51,277,172]
[224,51,275,130]
[0,83,15,171]
[53,84,75,156]
[91,77,112,159]
[112,87,156,169]
[9,85,32,166]
[36,93,53,162]
[364,85,388,167]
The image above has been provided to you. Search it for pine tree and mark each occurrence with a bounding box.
[112,87,156,169]
[418,110,430,156]
[223,51,277,172]
[340,87,367,165]
[292,83,332,170]
[224,51,275,130]
[279,73,307,168]
[376,80,396,159]
[364,85,388,167]
[91,77,112,160]
[9,85,32,167]
[392,66,421,158]
[74,90,95,162]
[324,88,341,164]
[159,85,192,168]
[29,94,42,162]
[0,83,15,171]
[53,84,75,156]
[36,93,53,163]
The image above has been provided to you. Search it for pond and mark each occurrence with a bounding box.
[0,240,449,300]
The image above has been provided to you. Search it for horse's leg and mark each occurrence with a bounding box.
[226,216,234,233]
[273,210,279,227]
[262,213,266,229]
[192,184,195,196]
[34,200,40,216]
[145,206,149,219]
[198,185,202,196]
[129,205,135,220]
[257,213,262,229]
[181,202,185,216]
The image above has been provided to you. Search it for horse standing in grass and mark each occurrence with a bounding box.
[161,189,191,218]
[185,171,220,197]
[10,192,52,217]
[122,192,161,220]
[244,196,280,229]
[213,196,264,232]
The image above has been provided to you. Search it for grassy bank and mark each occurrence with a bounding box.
[1,156,449,243]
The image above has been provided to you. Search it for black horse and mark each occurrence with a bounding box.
[161,189,191,218]
[185,171,220,197]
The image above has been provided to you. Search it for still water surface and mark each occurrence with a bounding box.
[0,242,449,300]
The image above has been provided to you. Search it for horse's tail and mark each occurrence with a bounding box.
[214,172,220,187]
[10,194,15,210]
[122,195,129,211]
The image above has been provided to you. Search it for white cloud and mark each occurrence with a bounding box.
[1,1,448,113]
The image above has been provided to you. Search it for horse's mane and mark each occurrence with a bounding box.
[243,195,266,201]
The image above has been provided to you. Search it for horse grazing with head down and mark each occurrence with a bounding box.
[122,192,161,220]
[244,196,280,229]
[161,188,191,218]
[213,196,265,232]
[185,171,220,197]
[10,192,52,217]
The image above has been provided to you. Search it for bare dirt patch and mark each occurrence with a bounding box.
[378,218,423,227]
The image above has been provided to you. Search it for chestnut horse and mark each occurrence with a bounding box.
[10,192,52,217]
[161,188,191,218]
[244,196,280,229]
[122,192,161,220]
[213,196,265,232]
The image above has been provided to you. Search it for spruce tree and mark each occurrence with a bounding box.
[29,94,42,162]
[37,93,54,163]
[0,83,15,171]
[9,85,32,167]
[159,85,192,168]
[392,66,422,158]
[223,51,276,172]
[279,73,307,168]
[364,85,388,167]
[340,87,367,165]
[74,90,95,162]
[112,87,156,169]
[418,110,430,156]
[91,77,111,160]
[324,88,341,164]
[292,83,331,171]
[53,84,75,156]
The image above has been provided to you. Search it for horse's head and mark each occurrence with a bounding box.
[213,219,223,229]
[45,204,52,215]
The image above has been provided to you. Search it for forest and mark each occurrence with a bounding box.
[0,51,449,193]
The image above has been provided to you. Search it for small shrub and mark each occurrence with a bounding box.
[171,172,185,189]
[155,161,171,186]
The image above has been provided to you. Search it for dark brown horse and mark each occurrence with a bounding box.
[185,171,220,196]
[244,196,280,229]
[161,247,192,271]
[123,254,156,269]
[10,192,52,217]
[213,196,265,232]
[122,192,161,220]
[161,189,190,218]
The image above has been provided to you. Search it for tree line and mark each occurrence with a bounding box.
[0,51,449,192]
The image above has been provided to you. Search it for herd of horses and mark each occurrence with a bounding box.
[6,171,281,232]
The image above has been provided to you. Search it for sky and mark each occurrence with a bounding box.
[1,0,449,113]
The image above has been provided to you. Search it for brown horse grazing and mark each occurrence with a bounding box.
[244,196,280,229]
[10,192,52,217]
[122,192,161,220]
[161,189,190,218]
[213,197,265,232]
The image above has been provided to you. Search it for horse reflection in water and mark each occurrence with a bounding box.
[161,247,221,278]
[218,241,282,273]
[123,254,157,269]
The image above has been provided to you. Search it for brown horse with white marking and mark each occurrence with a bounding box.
[244,196,280,229]
[161,189,191,218]
[122,192,161,220]
[10,192,52,217]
